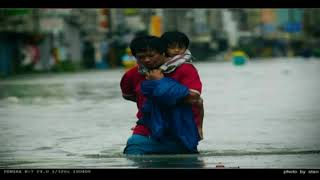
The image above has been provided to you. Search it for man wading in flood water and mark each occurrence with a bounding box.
[120,35,204,155]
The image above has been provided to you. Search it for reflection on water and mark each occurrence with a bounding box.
[126,155,206,168]
[0,82,120,103]
[1,59,320,168]
[199,149,320,156]
[0,83,65,99]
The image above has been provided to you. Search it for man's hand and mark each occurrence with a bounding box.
[145,69,164,80]
[182,91,203,107]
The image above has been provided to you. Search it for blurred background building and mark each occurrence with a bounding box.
[1,8,320,77]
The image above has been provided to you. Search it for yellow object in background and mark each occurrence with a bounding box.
[150,16,162,37]
[122,48,137,71]
[123,61,137,71]
[232,50,249,66]
[232,50,249,59]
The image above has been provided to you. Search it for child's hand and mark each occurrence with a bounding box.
[145,69,164,80]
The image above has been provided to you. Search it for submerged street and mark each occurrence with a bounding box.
[1,58,320,168]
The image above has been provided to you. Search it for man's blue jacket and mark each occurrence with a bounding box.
[141,77,200,153]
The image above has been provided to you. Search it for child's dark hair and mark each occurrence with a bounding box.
[130,35,166,57]
[160,31,190,49]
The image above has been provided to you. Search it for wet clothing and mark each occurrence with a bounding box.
[120,60,202,154]
[140,77,200,152]
[123,134,196,155]
[121,63,202,134]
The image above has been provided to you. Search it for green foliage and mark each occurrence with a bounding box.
[313,48,320,57]
[51,61,79,72]
[0,9,31,16]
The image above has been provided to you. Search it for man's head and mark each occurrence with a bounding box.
[161,31,190,57]
[130,35,167,70]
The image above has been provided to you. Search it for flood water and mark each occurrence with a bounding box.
[1,58,320,168]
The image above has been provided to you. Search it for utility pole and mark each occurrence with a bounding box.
[32,9,40,34]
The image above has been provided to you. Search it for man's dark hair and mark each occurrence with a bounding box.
[160,31,190,49]
[129,35,166,57]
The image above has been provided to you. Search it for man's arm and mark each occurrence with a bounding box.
[120,71,137,103]
[198,97,204,140]
[180,90,204,140]
[176,64,204,140]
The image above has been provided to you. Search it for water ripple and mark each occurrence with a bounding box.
[199,149,320,156]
